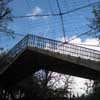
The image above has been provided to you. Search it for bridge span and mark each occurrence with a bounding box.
[0,34,100,87]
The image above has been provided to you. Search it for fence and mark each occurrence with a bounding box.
[0,34,100,69]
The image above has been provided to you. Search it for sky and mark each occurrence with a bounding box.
[8,0,93,37]
[0,0,100,50]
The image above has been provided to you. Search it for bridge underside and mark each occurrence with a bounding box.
[0,48,100,87]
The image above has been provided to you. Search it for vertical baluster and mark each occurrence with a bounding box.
[34,35,35,47]
[71,44,73,56]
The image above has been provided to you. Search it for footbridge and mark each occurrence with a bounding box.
[0,34,100,87]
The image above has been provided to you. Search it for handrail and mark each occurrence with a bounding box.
[0,35,28,68]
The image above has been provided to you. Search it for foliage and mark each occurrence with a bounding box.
[0,68,98,100]
[81,87,100,100]
[31,69,76,100]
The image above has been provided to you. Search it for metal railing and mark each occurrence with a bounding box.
[0,34,100,69]
[0,35,28,69]
[27,34,100,61]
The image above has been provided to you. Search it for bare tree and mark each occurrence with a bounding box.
[0,0,14,37]
[84,79,94,95]
[88,3,100,41]
[32,69,76,100]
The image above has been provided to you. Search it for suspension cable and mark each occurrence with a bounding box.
[56,0,67,43]
[12,2,100,19]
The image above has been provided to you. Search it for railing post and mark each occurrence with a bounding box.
[27,34,29,47]
[26,34,30,47]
